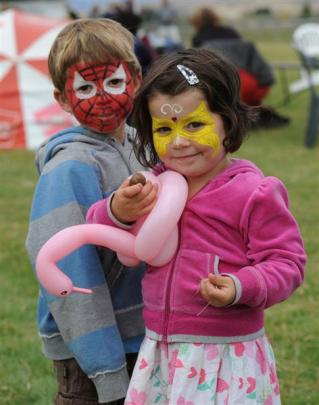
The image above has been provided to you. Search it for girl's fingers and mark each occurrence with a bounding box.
[121,183,144,198]
[138,181,158,200]
[200,277,233,307]
[200,278,213,298]
[125,181,158,204]
[138,200,158,217]
[139,186,158,208]
[208,273,224,285]
[118,178,131,189]
[113,180,159,221]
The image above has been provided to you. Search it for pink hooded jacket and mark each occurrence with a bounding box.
[87,159,306,344]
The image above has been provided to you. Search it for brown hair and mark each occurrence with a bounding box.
[132,48,256,168]
[189,8,220,31]
[48,18,141,93]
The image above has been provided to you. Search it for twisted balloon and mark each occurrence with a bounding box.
[35,171,188,297]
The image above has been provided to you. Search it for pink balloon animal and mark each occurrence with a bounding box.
[35,171,188,297]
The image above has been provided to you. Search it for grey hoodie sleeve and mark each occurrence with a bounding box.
[26,153,131,402]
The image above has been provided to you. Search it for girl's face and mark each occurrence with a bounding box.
[63,61,137,134]
[149,89,228,183]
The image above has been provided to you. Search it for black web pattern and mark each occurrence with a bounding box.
[72,62,133,132]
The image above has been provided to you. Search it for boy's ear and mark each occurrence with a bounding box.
[54,89,72,113]
[133,73,142,95]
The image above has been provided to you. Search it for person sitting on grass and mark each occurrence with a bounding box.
[189,7,291,129]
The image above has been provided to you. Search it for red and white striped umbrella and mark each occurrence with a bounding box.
[0,9,74,149]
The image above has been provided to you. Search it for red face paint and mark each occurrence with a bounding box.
[65,61,136,133]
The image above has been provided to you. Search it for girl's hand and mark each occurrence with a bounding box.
[111,178,158,224]
[200,274,236,307]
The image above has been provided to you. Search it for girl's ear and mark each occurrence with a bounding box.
[54,89,72,113]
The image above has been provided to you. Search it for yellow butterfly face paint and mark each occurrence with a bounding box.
[152,101,221,158]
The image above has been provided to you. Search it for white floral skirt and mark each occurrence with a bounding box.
[125,336,280,405]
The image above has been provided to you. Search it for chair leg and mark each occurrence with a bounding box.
[305,94,319,148]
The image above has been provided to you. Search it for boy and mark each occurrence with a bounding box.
[26,18,146,404]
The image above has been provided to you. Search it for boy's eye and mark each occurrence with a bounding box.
[72,72,97,99]
[77,84,94,94]
[186,121,205,131]
[104,77,126,94]
[106,78,124,87]
[74,82,97,99]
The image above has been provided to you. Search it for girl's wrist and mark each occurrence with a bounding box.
[107,194,135,229]
[221,273,241,306]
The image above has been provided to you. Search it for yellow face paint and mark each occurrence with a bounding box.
[152,101,221,158]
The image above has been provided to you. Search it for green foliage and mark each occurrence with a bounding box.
[0,29,318,404]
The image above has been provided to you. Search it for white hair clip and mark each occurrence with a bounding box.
[176,64,199,85]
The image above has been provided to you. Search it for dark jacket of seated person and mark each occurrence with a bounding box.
[201,39,275,106]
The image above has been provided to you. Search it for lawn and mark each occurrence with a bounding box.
[0,24,318,404]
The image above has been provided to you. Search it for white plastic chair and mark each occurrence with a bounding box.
[292,23,319,147]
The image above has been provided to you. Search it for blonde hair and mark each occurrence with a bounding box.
[48,18,141,92]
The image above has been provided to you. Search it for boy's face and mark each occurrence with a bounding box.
[62,61,137,133]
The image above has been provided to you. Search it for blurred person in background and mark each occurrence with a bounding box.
[189,7,290,129]
[150,0,183,55]
[190,7,241,47]
[106,4,157,76]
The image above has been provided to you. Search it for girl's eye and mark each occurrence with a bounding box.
[155,127,172,135]
[186,121,205,131]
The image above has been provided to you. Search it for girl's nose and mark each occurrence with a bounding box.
[172,135,190,148]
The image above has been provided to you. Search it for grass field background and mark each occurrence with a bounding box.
[0,23,318,404]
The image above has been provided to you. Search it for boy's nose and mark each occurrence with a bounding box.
[172,135,190,148]
[95,89,109,103]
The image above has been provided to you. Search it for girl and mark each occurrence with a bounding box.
[87,49,306,404]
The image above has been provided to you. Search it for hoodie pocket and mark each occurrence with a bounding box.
[142,266,166,310]
[171,249,219,314]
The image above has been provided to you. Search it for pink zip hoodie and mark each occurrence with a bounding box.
[87,159,306,344]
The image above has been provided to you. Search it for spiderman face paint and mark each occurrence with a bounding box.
[65,62,136,133]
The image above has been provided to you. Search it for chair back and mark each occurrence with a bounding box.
[293,23,319,58]
[292,23,319,147]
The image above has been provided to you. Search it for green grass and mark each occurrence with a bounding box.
[235,27,319,403]
[1,26,319,404]
[0,150,56,403]
[235,100,319,404]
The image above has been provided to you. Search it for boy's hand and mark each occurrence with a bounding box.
[111,178,158,224]
[200,274,236,307]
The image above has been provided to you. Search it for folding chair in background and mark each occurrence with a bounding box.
[293,23,319,148]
